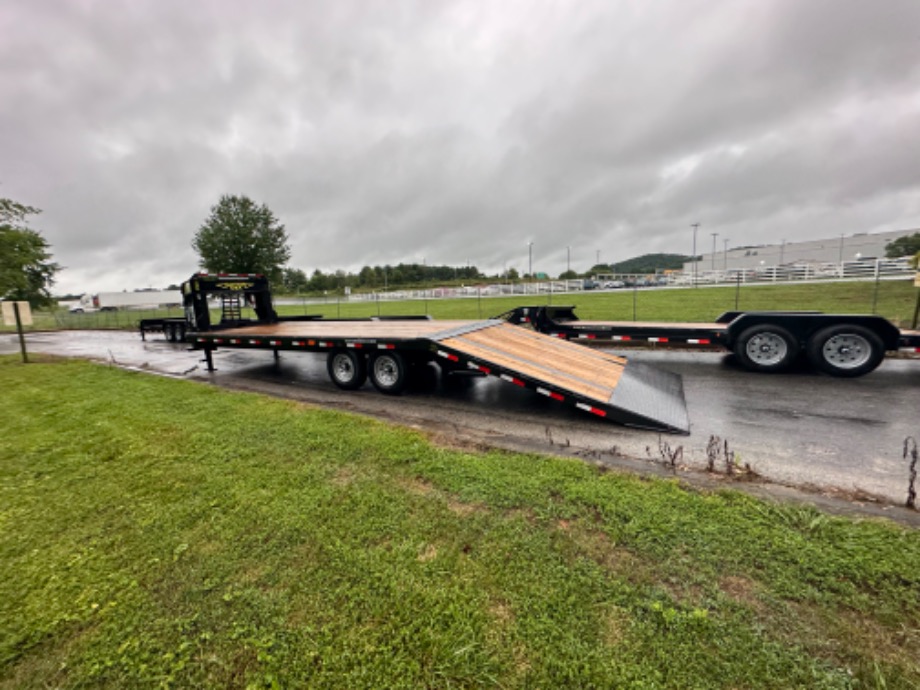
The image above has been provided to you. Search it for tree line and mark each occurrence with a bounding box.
[278,264,490,294]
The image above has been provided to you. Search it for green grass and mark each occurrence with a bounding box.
[275,280,919,327]
[2,356,919,688]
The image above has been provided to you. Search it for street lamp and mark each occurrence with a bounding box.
[691,223,700,286]
[723,238,729,269]
[711,232,718,270]
[566,245,571,274]
[780,239,786,265]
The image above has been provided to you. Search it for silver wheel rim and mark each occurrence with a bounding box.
[821,333,871,370]
[746,332,788,366]
[332,354,355,383]
[373,356,399,387]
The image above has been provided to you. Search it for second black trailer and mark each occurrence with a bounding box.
[500,306,920,378]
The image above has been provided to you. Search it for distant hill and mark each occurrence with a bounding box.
[610,253,690,274]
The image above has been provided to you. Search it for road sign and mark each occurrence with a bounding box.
[1,301,32,326]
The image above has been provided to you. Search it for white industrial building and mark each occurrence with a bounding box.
[684,228,918,273]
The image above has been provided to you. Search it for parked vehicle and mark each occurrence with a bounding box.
[69,290,181,313]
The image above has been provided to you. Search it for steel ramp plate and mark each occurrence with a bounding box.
[607,360,689,434]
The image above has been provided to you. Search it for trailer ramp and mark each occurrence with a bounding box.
[430,321,689,434]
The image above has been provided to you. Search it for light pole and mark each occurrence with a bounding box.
[710,232,718,269]
[528,241,533,282]
[691,223,700,286]
[566,245,571,274]
[723,238,729,269]
[838,234,844,264]
[780,239,786,265]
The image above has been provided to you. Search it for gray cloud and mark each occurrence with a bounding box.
[2,0,918,293]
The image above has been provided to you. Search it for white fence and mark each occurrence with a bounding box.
[350,257,913,302]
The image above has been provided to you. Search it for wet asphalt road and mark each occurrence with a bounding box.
[6,330,920,508]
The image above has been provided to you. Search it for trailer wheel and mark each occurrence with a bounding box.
[806,325,884,378]
[166,323,177,342]
[735,325,797,373]
[326,350,367,390]
[369,351,408,395]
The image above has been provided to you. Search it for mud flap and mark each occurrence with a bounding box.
[606,361,689,434]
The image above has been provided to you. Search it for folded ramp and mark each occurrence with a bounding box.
[430,321,689,434]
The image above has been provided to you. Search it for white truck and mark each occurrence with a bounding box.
[69,290,182,313]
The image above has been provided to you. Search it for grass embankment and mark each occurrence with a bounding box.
[2,356,919,688]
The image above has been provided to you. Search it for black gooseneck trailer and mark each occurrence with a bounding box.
[145,274,692,434]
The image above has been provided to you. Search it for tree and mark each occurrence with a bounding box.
[192,195,291,283]
[559,270,578,280]
[0,198,61,307]
[885,233,920,259]
[280,267,309,294]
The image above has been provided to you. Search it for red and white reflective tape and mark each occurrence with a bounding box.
[269,340,281,346]
[377,343,395,349]
[213,338,224,344]
[576,402,607,417]
[248,339,262,345]
[292,340,306,347]
[500,374,525,387]
[611,335,632,341]
[648,337,669,343]
[230,338,242,344]
[549,333,567,339]
[437,350,460,362]
[536,387,565,401]
[900,347,920,353]
[578,333,597,339]
[467,362,491,374]
[347,342,363,349]
[687,339,710,345]
[196,337,207,343]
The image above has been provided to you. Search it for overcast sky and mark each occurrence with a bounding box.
[2,0,919,293]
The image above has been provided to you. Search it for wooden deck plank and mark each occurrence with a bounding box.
[208,320,475,340]
[566,320,727,330]
[442,323,623,401]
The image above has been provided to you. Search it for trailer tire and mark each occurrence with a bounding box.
[735,325,797,373]
[806,325,884,378]
[369,351,408,395]
[166,323,177,342]
[326,350,367,390]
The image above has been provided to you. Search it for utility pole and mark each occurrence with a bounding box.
[723,238,729,269]
[528,241,533,281]
[780,239,786,265]
[711,232,718,269]
[566,245,571,274]
[691,223,700,286]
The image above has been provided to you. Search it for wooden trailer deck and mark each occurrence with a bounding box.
[195,318,690,433]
